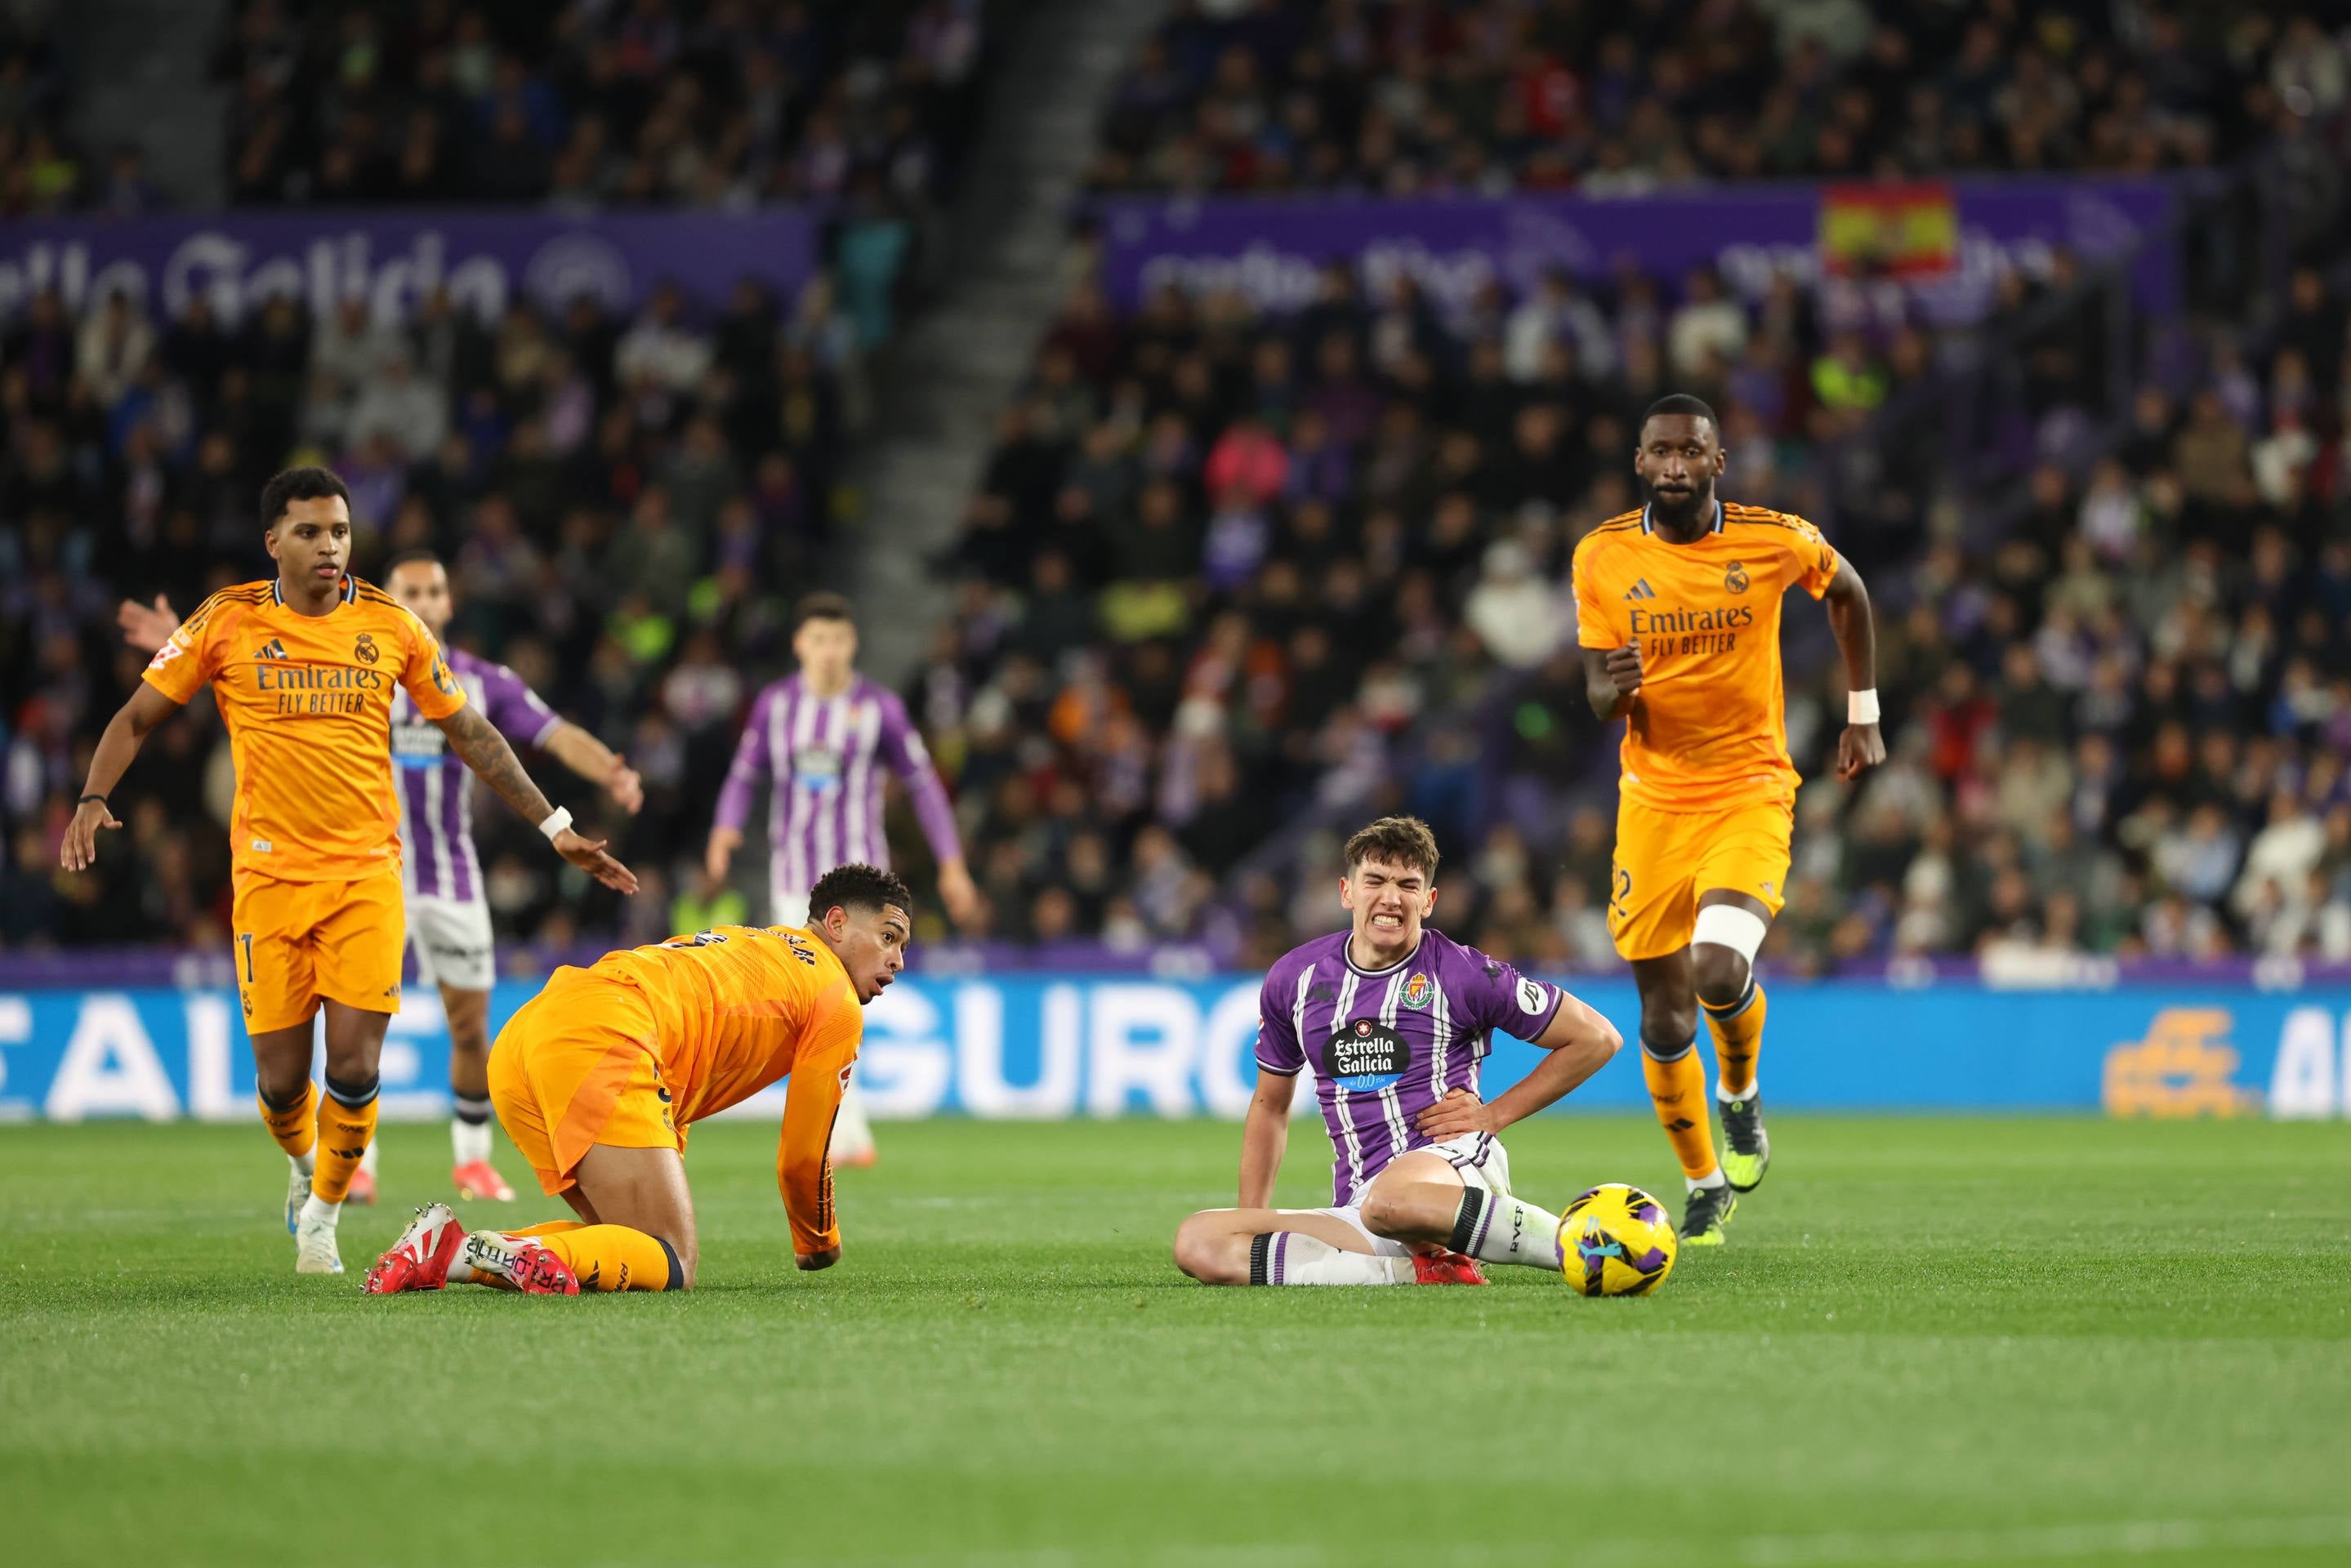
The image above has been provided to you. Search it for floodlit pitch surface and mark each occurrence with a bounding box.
[4,1116,2348,1567]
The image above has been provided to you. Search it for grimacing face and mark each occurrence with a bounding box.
[1341,856,1436,960]
[819,901,911,1003]
[386,559,453,636]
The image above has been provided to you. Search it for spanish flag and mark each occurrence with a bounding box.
[1818,182,1958,280]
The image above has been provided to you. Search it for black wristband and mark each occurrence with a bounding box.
[78,793,109,807]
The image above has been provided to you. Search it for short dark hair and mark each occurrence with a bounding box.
[1343,816,1441,881]
[260,466,351,529]
[381,547,444,577]
[806,863,912,925]
[794,591,854,630]
[1641,393,1719,432]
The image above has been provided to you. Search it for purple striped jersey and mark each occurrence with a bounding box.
[713,673,963,895]
[388,648,562,902]
[1255,929,1567,1205]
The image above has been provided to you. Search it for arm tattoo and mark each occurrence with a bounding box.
[436,704,555,826]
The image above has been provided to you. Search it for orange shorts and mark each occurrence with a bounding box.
[1607,795,1791,962]
[488,968,681,1196]
[230,868,405,1033]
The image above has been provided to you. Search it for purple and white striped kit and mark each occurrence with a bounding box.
[714,673,962,898]
[1255,929,1565,1205]
[389,648,562,902]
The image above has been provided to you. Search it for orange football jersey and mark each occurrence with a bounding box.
[141,577,467,880]
[590,924,865,1254]
[1572,501,1841,811]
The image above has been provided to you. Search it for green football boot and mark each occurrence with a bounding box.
[1678,1181,1737,1246]
[1719,1090,1771,1193]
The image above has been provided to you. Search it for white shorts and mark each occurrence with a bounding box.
[408,893,495,992]
[770,885,810,929]
[1306,1133,1514,1258]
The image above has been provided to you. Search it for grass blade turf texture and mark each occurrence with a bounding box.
[2,1116,2347,1567]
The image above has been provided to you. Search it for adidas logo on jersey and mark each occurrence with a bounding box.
[254,639,288,660]
[1622,580,1657,600]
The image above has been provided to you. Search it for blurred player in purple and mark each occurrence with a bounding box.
[705,592,979,1165]
[118,550,642,1205]
[1172,816,1623,1285]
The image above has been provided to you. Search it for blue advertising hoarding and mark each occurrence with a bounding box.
[4,974,2347,1125]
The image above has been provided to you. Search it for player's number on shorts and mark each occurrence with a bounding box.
[663,929,730,948]
[238,932,255,983]
[1610,867,1632,924]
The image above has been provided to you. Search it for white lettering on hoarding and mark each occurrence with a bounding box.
[2268,1007,2349,1120]
[1086,984,1198,1118]
[45,996,178,1121]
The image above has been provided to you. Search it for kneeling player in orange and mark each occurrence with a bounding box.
[364,864,911,1294]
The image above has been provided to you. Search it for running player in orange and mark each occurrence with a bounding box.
[61,467,637,1277]
[1571,395,1883,1245]
[362,863,910,1295]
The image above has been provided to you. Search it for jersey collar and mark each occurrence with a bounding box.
[1639,499,1724,537]
[270,576,358,608]
[1343,930,1425,978]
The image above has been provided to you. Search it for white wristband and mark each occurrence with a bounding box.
[538,806,573,843]
[1848,688,1881,726]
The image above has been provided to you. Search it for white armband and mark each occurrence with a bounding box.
[538,806,573,843]
[1847,688,1880,726]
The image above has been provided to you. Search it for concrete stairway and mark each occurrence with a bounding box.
[845,0,1168,684]
[60,0,229,208]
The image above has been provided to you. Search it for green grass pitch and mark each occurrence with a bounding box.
[4,1115,2349,1567]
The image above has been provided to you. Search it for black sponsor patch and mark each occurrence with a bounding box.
[1323,1018,1410,1092]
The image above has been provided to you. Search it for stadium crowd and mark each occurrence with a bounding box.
[1091,1,2344,194]
[8,1,2351,978]
[216,0,986,212]
[909,236,2351,968]
[0,262,886,957]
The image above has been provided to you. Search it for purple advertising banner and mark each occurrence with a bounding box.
[0,209,819,326]
[1093,179,2179,324]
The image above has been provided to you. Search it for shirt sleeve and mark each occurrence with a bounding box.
[1464,947,1566,1041]
[1254,969,1306,1076]
[1572,541,1618,648]
[1784,516,1842,599]
[713,684,776,832]
[480,662,563,747]
[777,985,863,1257]
[877,692,963,865]
[140,596,227,704]
[397,619,467,722]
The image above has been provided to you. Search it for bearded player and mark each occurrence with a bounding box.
[119,550,645,1206]
[1572,394,1883,1245]
[65,467,637,1276]
[364,863,910,1294]
[707,592,979,1167]
[1172,817,1622,1287]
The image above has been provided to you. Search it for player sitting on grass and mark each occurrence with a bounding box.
[1173,816,1623,1286]
[364,864,911,1295]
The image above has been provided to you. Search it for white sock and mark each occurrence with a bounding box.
[830,1079,875,1159]
[1716,1079,1760,1104]
[1451,1189,1565,1271]
[452,1097,493,1165]
[299,1193,341,1227]
[1251,1232,1416,1285]
[290,1148,316,1178]
[1687,1168,1727,1192]
[359,1139,380,1174]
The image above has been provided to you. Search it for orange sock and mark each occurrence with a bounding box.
[1704,980,1767,1097]
[526,1225,680,1291]
[312,1075,380,1205]
[1642,1043,1719,1179]
[257,1082,318,1164]
[499,1221,587,1240]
